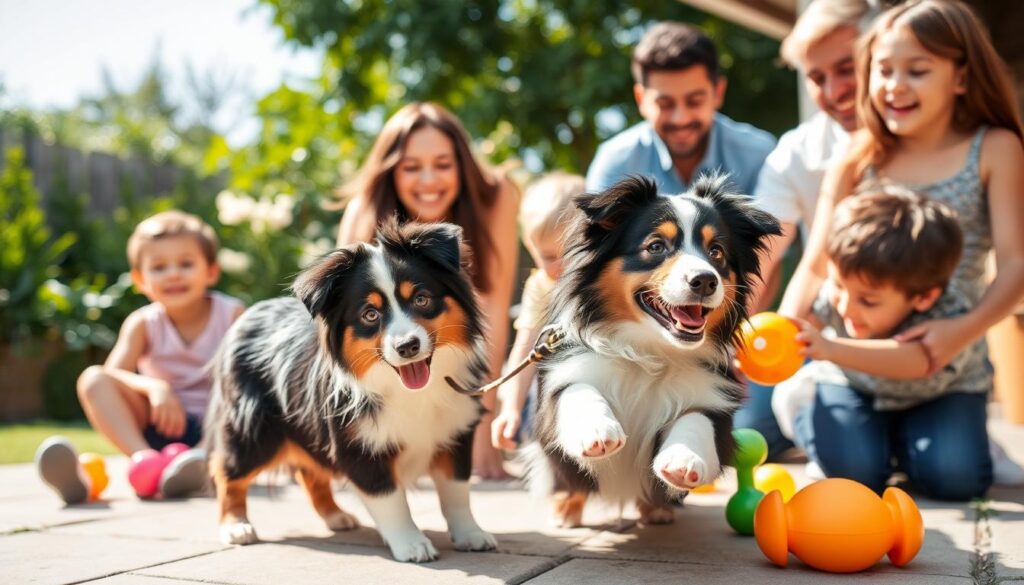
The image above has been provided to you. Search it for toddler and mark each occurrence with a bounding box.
[37,210,244,503]
[492,172,583,449]
[774,188,1016,499]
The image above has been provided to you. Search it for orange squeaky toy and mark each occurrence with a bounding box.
[737,312,804,385]
[78,453,109,501]
[754,478,924,573]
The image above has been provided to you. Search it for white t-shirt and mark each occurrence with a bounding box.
[753,112,849,235]
[513,269,555,331]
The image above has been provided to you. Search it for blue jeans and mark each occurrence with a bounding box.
[734,381,794,461]
[793,383,992,501]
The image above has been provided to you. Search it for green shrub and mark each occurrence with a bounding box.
[0,147,75,346]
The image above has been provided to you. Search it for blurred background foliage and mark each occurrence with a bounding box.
[0,1,796,419]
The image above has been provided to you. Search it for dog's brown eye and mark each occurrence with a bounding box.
[413,293,430,308]
[646,240,667,255]
[708,245,725,263]
[362,308,381,323]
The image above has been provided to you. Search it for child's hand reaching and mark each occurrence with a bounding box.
[793,317,833,361]
[491,408,521,450]
[148,382,186,439]
[894,316,973,375]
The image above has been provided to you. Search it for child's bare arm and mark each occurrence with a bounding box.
[104,310,185,437]
[779,161,857,319]
[795,319,931,379]
[104,312,151,386]
[491,326,538,450]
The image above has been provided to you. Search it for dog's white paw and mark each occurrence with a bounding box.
[451,527,497,552]
[562,417,627,460]
[324,509,360,531]
[220,521,259,545]
[639,505,675,525]
[386,531,439,563]
[654,444,709,491]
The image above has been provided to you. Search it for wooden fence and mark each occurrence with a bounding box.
[0,128,222,217]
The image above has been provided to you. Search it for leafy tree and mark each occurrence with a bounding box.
[255,0,798,174]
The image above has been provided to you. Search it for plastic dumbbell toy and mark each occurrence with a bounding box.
[78,453,109,501]
[737,312,804,385]
[754,478,924,573]
[726,428,767,535]
[754,463,796,503]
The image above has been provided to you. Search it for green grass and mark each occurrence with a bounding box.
[0,420,118,464]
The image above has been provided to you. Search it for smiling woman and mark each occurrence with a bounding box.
[336,102,520,479]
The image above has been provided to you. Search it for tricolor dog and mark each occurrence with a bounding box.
[205,221,495,562]
[530,175,780,526]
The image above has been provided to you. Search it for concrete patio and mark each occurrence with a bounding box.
[3,414,1022,585]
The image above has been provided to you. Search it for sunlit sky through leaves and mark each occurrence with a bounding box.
[0,0,322,145]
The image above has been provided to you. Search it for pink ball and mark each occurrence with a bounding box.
[161,443,190,460]
[128,450,169,498]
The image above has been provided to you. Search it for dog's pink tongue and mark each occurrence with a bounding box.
[398,360,431,390]
[669,305,705,329]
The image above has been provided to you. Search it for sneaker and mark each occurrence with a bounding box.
[991,439,1024,486]
[35,436,88,505]
[159,448,209,499]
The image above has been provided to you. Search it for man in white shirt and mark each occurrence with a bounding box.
[738,0,874,460]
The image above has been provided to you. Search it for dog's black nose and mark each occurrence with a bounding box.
[394,335,421,358]
[688,272,718,296]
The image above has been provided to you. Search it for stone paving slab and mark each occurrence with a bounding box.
[0,531,226,585]
[986,496,1024,577]
[521,558,972,585]
[87,576,213,585]
[49,480,624,558]
[3,414,1023,585]
[136,541,562,585]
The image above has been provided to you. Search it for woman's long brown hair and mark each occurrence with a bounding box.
[849,0,1023,176]
[339,102,502,292]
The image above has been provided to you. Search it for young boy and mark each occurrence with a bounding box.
[37,210,245,503]
[492,172,583,450]
[773,187,1016,499]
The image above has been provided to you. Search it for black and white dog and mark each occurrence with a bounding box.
[205,221,496,562]
[531,175,780,526]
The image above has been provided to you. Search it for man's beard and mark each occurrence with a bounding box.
[661,122,709,160]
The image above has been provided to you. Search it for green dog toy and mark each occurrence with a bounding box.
[726,428,768,535]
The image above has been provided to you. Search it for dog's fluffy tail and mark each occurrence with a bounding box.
[518,442,554,499]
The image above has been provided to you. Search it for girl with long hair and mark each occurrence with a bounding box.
[338,102,520,479]
[779,0,1024,499]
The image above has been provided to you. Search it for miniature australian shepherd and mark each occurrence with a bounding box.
[205,221,496,563]
[530,175,780,526]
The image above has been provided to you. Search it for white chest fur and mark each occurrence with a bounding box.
[545,349,737,502]
[353,346,480,484]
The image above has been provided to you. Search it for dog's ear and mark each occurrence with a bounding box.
[407,223,464,274]
[292,245,361,316]
[576,176,660,232]
[378,220,465,275]
[693,174,782,275]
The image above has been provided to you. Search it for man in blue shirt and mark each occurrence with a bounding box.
[586,22,776,196]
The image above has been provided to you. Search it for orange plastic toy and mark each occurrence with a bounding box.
[754,478,923,573]
[737,312,804,385]
[690,481,717,494]
[78,452,108,501]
